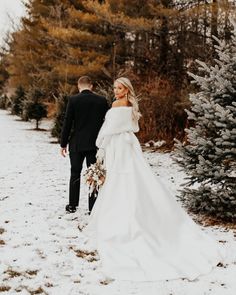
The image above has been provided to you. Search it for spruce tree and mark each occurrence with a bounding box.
[10,85,25,116]
[174,21,236,221]
[51,94,68,141]
[0,94,8,109]
[23,87,47,129]
[0,55,9,95]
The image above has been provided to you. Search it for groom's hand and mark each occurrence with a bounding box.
[61,147,67,157]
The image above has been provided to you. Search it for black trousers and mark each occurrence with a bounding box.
[69,150,97,212]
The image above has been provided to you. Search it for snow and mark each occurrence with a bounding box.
[144,140,166,148]
[0,109,236,295]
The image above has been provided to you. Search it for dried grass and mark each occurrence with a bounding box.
[71,247,99,262]
[0,286,11,292]
[0,240,5,245]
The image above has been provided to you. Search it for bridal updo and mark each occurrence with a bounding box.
[114,77,142,122]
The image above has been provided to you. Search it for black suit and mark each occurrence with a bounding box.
[60,89,109,211]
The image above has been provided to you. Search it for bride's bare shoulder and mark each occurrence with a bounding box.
[112,100,130,108]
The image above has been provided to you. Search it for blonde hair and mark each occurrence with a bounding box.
[114,77,142,122]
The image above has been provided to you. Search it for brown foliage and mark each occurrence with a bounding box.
[44,102,56,119]
[135,76,190,143]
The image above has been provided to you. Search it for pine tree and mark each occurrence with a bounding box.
[10,86,25,116]
[51,93,68,141]
[0,94,8,109]
[6,0,70,95]
[6,0,112,97]
[0,55,9,95]
[45,1,111,85]
[174,20,236,221]
[23,87,47,129]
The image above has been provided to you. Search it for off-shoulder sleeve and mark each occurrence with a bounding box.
[96,107,139,149]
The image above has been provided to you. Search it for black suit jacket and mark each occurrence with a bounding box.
[60,90,109,152]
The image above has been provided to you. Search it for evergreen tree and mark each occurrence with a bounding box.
[0,55,9,95]
[10,86,25,116]
[51,93,68,141]
[23,87,47,129]
[0,94,8,109]
[6,0,112,97]
[45,1,111,85]
[6,0,70,96]
[174,21,236,221]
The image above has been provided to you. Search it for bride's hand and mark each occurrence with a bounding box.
[96,148,105,162]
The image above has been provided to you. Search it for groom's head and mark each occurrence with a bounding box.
[78,76,93,92]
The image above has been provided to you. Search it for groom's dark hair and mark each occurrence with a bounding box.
[78,76,92,86]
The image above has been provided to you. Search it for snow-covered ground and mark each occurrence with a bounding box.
[0,109,236,295]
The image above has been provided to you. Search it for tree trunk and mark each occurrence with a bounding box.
[224,0,231,41]
[159,0,171,74]
[211,0,218,43]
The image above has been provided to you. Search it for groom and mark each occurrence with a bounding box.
[60,76,109,213]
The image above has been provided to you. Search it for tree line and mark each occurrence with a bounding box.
[0,0,235,141]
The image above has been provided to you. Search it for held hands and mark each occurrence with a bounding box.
[61,147,67,157]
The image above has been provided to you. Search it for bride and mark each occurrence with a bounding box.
[83,77,224,282]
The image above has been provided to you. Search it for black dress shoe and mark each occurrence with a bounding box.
[65,204,76,213]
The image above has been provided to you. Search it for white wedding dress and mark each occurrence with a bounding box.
[84,106,224,282]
